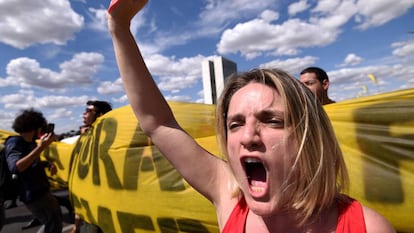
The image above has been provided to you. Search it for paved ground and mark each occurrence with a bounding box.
[2,200,74,233]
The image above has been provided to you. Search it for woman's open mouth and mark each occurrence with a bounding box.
[244,157,267,196]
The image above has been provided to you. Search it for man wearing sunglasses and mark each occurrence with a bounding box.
[82,100,112,134]
[72,100,112,233]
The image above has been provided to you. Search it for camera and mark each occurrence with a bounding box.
[47,123,55,134]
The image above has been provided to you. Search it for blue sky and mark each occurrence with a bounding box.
[0,0,413,134]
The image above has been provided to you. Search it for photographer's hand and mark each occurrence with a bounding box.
[39,133,55,148]
[16,133,55,172]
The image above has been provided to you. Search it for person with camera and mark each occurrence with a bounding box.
[4,109,62,233]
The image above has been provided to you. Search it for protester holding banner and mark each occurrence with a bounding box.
[82,100,113,133]
[4,109,62,233]
[107,0,395,232]
[71,100,112,233]
[300,66,335,105]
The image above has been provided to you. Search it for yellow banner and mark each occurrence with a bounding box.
[68,103,219,232]
[325,89,414,232]
[1,89,413,232]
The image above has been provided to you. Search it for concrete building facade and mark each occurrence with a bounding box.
[201,56,237,104]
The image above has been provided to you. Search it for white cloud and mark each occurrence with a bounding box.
[88,6,149,36]
[217,18,340,58]
[88,8,108,31]
[0,0,84,49]
[145,54,209,92]
[111,95,129,104]
[340,53,364,66]
[260,10,279,23]
[0,90,89,110]
[310,0,357,29]
[147,54,207,76]
[288,0,310,16]
[3,52,104,89]
[6,58,59,88]
[59,52,105,84]
[355,0,414,30]
[0,76,8,87]
[392,40,414,57]
[328,63,414,101]
[312,0,341,13]
[260,56,318,75]
[0,110,16,131]
[216,0,375,59]
[199,0,275,26]
[164,95,192,102]
[49,108,73,122]
[216,0,414,59]
[139,0,277,56]
[0,89,90,132]
[158,76,200,93]
[97,78,124,94]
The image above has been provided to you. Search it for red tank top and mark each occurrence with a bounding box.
[221,196,366,233]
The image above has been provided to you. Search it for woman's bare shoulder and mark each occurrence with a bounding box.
[362,206,396,233]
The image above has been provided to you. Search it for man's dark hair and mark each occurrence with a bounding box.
[87,100,112,116]
[300,67,329,83]
[12,109,47,133]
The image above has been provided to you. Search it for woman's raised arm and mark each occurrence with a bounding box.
[106,0,228,203]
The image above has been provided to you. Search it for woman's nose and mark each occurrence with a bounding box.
[240,122,261,149]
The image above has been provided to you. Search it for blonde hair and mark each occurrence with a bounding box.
[216,69,348,225]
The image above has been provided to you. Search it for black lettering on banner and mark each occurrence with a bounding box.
[97,206,116,233]
[122,122,186,191]
[43,144,64,169]
[72,195,123,233]
[92,123,101,185]
[69,137,84,176]
[70,192,81,209]
[176,219,210,232]
[122,148,144,190]
[151,148,186,191]
[77,135,92,179]
[158,218,210,233]
[157,218,178,232]
[74,116,188,191]
[94,118,123,189]
[117,212,155,232]
[141,156,154,171]
[71,193,116,232]
[354,99,414,203]
[116,213,212,233]
[69,116,214,232]
[70,193,89,222]
[78,198,98,225]
[122,125,145,190]
[74,118,123,188]
[72,190,214,233]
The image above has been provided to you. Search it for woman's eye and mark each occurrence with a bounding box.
[266,119,283,127]
[228,122,241,130]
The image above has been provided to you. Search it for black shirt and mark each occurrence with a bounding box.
[5,136,50,203]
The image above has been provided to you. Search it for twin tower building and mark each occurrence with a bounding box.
[201,56,237,105]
